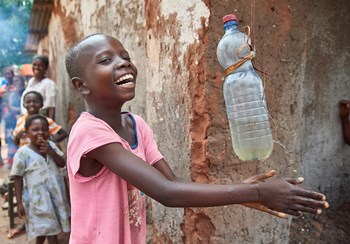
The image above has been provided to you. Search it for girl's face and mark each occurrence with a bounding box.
[24,93,43,114]
[27,118,49,146]
[32,59,47,79]
[78,35,138,106]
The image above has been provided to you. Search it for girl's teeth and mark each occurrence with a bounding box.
[119,82,134,88]
[116,74,133,84]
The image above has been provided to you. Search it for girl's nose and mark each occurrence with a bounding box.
[114,58,130,69]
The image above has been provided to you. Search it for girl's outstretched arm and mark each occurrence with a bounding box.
[85,143,328,217]
[155,161,294,218]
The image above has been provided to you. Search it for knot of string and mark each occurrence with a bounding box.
[224,26,255,77]
[224,0,263,78]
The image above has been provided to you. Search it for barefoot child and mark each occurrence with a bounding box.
[13,91,68,147]
[65,34,329,244]
[10,114,70,243]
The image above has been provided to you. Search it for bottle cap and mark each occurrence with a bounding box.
[222,14,237,24]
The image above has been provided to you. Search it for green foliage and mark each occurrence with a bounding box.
[0,0,34,73]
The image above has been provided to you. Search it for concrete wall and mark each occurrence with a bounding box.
[39,0,349,243]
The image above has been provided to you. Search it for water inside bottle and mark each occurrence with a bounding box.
[229,120,273,161]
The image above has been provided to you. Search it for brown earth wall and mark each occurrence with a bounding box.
[35,0,350,243]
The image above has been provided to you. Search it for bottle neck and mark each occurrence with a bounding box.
[223,20,238,31]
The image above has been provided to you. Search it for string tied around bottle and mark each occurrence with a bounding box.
[224,26,255,77]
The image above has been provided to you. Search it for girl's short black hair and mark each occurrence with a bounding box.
[23,91,44,105]
[25,114,49,131]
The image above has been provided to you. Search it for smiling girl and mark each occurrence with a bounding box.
[21,55,57,119]
[11,114,70,243]
[65,34,328,244]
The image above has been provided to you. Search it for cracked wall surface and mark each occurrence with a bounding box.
[37,0,350,243]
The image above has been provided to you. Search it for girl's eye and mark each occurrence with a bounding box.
[98,57,112,64]
[123,56,131,61]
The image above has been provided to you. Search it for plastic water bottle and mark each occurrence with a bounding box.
[216,14,273,161]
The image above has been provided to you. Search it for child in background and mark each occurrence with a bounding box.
[21,55,57,119]
[7,76,25,121]
[5,76,26,239]
[65,34,329,244]
[13,91,68,147]
[9,90,68,239]
[2,75,25,168]
[0,67,14,165]
[11,114,70,243]
[0,67,14,93]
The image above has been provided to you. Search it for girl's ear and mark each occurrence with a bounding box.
[71,77,91,95]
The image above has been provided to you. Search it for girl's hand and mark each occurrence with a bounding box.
[257,177,329,217]
[38,138,52,155]
[17,202,26,218]
[241,170,287,218]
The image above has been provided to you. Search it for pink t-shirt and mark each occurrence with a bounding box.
[67,112,163,244]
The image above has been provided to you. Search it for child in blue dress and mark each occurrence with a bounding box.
[10,114,70,243]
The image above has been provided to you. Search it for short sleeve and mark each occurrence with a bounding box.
[67,114,125,181]
[11,149,26,177]
[47,117,62,135]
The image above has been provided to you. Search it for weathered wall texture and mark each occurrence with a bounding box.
[37,0,349,243]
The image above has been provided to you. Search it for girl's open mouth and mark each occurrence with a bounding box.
[114,74,134,87]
